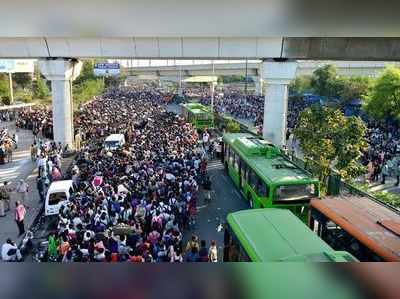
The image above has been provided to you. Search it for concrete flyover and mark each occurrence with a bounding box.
[1,0,399,147]
[126,61,400,78]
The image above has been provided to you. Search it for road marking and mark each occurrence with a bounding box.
[197,204,208,210]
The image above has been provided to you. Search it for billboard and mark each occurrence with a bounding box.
[94,63,120,76]
[0,60,34,73]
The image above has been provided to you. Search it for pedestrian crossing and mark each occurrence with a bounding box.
[0,151,31,183]
[207,159,224,171]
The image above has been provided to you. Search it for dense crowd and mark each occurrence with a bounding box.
[361,122,400,184]
[0,128,17,164]
[16,86,219,262]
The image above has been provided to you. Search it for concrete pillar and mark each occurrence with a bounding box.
[261,60,297,147]
[253,77,263,96]
[39,59,82,149]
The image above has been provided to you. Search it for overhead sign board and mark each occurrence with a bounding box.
[94,63,120,76]
[0,60,34,73]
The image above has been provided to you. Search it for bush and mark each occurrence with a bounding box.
[1,96,11,105]
[15,89,33,103]
[73,79,104,106]
[34,76,50,99]
[226,120,240,133]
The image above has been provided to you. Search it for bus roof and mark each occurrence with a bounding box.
[227,209,355,262]
[223,133,318,186]
[310,196,400,262]
[182,102,210,114]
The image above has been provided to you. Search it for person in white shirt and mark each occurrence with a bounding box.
[202,131,210,145]
[15,179,29,207]
[1,238,21,261]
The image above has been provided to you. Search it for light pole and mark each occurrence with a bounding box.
[8,72,14,104]
[211,60,215,126]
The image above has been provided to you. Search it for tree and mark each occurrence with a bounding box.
[310,64,338,97]
[0,74,11,105]
[294,105,367,189]
[13,73,32,89]
[289,75,313,95]
[104,74,127,88]
[74,60,97,86]
[337,76,372,107]
[73,79,104,106]
[226,120,240,133]
[34,73,50,99]
[364,66,400,120]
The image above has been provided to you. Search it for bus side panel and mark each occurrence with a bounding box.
[228,164,240,188]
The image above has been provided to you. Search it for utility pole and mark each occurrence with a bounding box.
[211,60,215,126]
[244,59,248,104]
[8,72,14,104]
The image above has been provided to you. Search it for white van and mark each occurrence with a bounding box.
[45,180,74,216]
[104,134,125,150]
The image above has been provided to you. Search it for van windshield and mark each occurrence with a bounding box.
[49,192,67,205]
[105,141,120,148]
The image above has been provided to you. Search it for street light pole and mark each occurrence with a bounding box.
[244,58,248,104]
[211,60,215,126]
[8,72,14,104]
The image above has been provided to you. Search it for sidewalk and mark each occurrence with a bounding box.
[368,177,400,195]
[0,123,40,245]
[0,122,76,247]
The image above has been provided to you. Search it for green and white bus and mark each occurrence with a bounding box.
[181,102,214,129]
[222,133,320,221]
[224,209,358,262]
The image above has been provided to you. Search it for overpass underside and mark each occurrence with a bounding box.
[1,37,400,61]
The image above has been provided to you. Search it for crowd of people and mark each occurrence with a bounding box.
[0,129,17,164]
[361,122,400,185]
[13,86,219,263]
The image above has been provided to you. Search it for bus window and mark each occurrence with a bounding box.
[310,210,384,262]
[239,247,251,262]
[229,148,234,166]
[224,226,249,262]
[234,153,240,171]
[249,170,258,191]
[224,144,229,160]
[257,180,269,198]
[274,184,315,202]
[240,160,248,181]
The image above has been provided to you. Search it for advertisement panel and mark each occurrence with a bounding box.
[0,60,34,73]
[94,63,120,76]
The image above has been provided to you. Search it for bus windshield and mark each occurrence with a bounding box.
[274,184,315,203]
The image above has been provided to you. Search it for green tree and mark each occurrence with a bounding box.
[74,60,97,86]
[294,105,367,189]
[336,76,372,106]
[104,74,127,88]
[289,75,313,95]
[73,79,104,106]
[364,66,400,120]
[34,73,50,99]
[0,74,11,105]
[226,119,240,133]
[13,73,32,89]
[311,64,338,97]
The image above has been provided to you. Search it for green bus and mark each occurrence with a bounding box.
[181,102,214,129]
[224,209,358,262]
[222,133,319,221]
